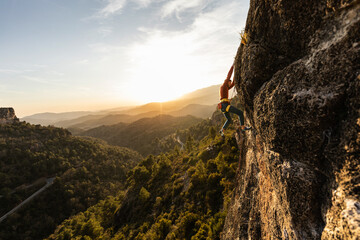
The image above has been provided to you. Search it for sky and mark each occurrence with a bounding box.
[0,0,249,117]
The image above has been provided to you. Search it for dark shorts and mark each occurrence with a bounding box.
[220,102,230,112]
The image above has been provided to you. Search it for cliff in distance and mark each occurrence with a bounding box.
[222,0,359,239]
[0,108,19,124]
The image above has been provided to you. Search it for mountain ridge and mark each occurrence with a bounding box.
[21,84,220,128]
[77,114,204,156]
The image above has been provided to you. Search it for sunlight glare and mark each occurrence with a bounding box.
[126,32,206,103]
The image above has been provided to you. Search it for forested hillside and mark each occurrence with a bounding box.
[0,122,142,240]
[48,121,240,239]
[78,115,203,156]
[0,104,245,240]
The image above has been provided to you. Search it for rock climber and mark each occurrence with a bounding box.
[218,64,251,136]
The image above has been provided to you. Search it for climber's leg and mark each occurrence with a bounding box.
[222,111,232,130]
[228,105,244,126]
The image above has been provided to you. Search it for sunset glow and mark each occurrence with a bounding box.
[0,0,249,117]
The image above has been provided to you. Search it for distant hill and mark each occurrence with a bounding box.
[112,84,220,116]
[22,111,94,126]
[56,104,216,131]
[78,114,203,156]
[55,111,162,130]
[179,84,220,104]
[169,103,216,118]
[21,84,220,130]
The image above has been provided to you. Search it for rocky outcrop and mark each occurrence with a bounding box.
[222,0,359,239]
[0,108,19,124]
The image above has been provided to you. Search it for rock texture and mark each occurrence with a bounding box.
[0,108,19,124]
[222,0,360,239]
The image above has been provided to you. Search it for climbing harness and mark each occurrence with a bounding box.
[225,104,231,112]
[218,101,231,112]
[218,98,231,112]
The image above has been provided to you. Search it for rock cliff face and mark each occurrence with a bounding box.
[222,0,359,239]
[0,108,19,124]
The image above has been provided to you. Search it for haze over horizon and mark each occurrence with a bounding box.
[0,0,249,117]
[21,83,220,119]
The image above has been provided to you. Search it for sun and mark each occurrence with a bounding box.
[124,35,205,103]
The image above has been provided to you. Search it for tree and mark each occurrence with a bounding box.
[186,135,194,152]
[139,187,151,202]
[209,126,216,139]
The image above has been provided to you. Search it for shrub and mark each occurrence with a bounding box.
[139,187,151,202]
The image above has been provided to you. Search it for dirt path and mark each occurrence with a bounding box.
[174,135,184,150]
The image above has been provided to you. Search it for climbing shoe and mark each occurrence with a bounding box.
[241,126,252,132]
[219,129,224,137]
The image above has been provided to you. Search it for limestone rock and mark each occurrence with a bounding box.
[222,0,359,239]
[0,108,19,124]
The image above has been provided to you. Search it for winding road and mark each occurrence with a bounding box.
[174,135,184,150]
[0,177,55,223]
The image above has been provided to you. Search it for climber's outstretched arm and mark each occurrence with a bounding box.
[226,65,234,80]
[227,65,235,89]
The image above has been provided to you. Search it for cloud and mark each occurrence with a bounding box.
[47,71,65,76]
[0,65,47,74]
[96,0,165,18]
[132,0,154,8]
[81,0,249,103]
[88,43,125,54]
[0,69,19,74]
[98,26,113,37]
[22,76,51,84]
[136,0,247,62]
[99,0,127,18]
[161,0,209,19]
[75,59,90,65]
[122,0,248,100]
[22,71,65,85]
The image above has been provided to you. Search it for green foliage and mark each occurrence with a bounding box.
[0,122,142,240]
[1,111,241,240]
[79,115,202,156]
[209,126,217,139]
[132,166,151,185]
[80,217,104,238]
[51,118,240,240]
[138,187,151,202]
